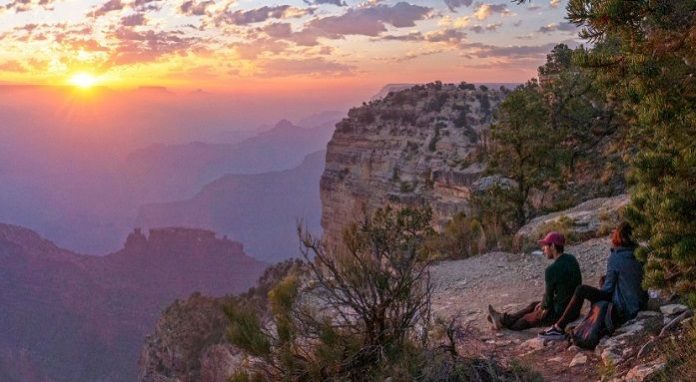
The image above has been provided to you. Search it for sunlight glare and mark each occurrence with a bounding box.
[69,73,99,88]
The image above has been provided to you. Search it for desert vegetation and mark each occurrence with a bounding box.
[225,207,540,381]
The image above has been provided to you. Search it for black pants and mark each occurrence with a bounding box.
[501,301,557,331]
[556,285,611,330]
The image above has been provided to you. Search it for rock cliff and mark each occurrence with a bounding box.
[321,82,504,247]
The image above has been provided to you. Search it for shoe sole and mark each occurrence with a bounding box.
[538,334,566,341]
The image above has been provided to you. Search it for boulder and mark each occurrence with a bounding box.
[601,348,623,366]
[624,360,666,382]
[659,304,689,315]
[636,311,661,318]
[513,195,629,251]
[521,337,547,351]
[569,353,588,367]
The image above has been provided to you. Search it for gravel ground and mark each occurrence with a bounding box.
[430,237,610,331]
[428,238,614,382]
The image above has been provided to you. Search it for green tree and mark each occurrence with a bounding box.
[487,79,561,228]
[226,206,436,381]
[538,43,623,177]
[564,0,696,298]
[427,211,484,259]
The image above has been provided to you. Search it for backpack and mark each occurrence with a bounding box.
[570,300,615,350]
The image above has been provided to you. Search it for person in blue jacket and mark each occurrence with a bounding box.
[539,222,648,340]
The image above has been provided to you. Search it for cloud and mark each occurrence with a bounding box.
[538,22,576,33]
[472,3,510,21]
[179,0,214,16]
[443,0,473,12]
[306,2,432,37]
[258,23,322,46]
[216,5,314,26]
[526,5,541,11]
[550,0,561,8]
[424,28,467,43]
[109,27,198,65]
[259,57,355,77]
[121,13,148,26]
[2,0,57,13]
[394,48,443,62]
[381,28,466,45]
[459,57,544,69]
[461,41,573,58]
[232,38,289,59]
[134,0,163,11]
[304,0,347,6]
[469,22,502,33]
[381,32,424,41]
[0,60,26,72]
[262,23,293,38]
[93,0,124,17]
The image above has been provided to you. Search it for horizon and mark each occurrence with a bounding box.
[0,0,577,95]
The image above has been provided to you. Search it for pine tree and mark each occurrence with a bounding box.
[566,0,696,298]
[487,79,561,228]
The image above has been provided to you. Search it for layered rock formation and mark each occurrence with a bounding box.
[0,224,265,382]
[321,82,504,247]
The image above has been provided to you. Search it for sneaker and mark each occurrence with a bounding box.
[488,305,503,330]
[538,325,566,341]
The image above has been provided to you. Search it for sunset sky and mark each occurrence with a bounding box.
[0,0,578,91]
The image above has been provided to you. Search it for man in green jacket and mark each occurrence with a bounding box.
[488,232,582,331]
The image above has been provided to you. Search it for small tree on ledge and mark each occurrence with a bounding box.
[227,206,436,381]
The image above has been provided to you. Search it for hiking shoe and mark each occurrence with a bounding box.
[488,305,503,330]
[538,325,566,340]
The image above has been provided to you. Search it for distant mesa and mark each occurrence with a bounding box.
[0,223,265,382]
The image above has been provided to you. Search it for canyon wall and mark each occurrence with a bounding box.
[320,82,504,248]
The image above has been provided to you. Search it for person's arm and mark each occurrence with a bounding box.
[541,265,555,311]
[601,253,618,293]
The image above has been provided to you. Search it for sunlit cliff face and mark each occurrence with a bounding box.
[0,0,578,91]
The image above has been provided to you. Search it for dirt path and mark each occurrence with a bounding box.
[430,238,612,381]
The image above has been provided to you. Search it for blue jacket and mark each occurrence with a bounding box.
[601,246,648,321]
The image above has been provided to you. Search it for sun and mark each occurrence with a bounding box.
[69,73,99,88]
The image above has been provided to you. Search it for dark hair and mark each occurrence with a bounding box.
[612,222,637,248]
[553,244,564,253]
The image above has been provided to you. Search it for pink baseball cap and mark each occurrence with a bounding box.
[538,231,565,246]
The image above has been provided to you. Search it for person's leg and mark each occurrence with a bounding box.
[555,284,611,330]
[508,304,555,331]
[500,301,539,329]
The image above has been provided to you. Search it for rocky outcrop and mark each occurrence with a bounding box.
[513,194,629,251]
[0,224,264,382]
[139,294,241,382]
[138,259,303,382]
[321,82,504,248]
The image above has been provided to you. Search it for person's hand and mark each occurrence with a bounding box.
[534,304,547,316]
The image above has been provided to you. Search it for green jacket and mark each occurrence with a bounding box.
[542,253,582,317]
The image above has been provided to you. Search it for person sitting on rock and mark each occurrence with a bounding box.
[539,222,648,340]
[488,231,582,331]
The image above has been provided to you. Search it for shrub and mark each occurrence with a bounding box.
[427,212,485,259]
[226,207,436,381]
[656,319,696,381]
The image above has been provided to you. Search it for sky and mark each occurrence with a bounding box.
[0,0,578,92]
